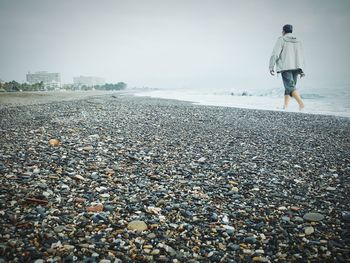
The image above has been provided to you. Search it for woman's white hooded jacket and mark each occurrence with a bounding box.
[269,33,305,73]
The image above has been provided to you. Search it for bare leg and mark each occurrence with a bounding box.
[283,95,290,109]
[291,90,305,110]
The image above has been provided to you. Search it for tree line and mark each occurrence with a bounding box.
[71,82,127,91]
[0,81,45,92]
[0,81,127,92]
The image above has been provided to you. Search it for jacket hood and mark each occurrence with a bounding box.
[282,33,299,43]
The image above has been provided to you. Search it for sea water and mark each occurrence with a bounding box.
[133,84,350,118]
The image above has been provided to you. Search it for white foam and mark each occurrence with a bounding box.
[133,87,350,118]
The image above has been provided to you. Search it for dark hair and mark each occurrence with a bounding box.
[283,24,293,33]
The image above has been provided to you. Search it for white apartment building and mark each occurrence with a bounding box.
[26,71,61,89]
[73,76,105,87]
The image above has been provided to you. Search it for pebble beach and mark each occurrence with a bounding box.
[0,92,349,263]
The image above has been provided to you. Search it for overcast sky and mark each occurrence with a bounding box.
[0,0,349,90]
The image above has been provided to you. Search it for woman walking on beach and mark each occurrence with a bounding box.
[269,24,305,110]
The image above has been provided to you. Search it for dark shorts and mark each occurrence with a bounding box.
[281,69,302,96]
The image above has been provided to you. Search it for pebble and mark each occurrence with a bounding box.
[83,146,94,151]
[255,249,265,254]
[244,236,257,244]
[63,244,75,251]
[210,212,219,221]
[290,206,300,211]
[197,157,207,163]
[281,216,290,222]
[48,139,60,146]
[227,243,240,251]
[91,173,99,180]
[54,226,64,233]
[151,249,160,255]
[127,220,148,232]
[223,225,235,235]
[231,187,239,193]
[92,213,107,223]
[342,212,350,222]
[147,233,156,239]
[243,249,253,255]
[222,214,229,223]
[74,174,86,181]
[292,216,304,223]
[103,204,115,212]
[86,204,104,212]
[304,226,315,235]
[303,212,325,222]
[207,251,215,257]
[74,197,86,203]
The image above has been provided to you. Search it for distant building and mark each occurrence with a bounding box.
[73,76,105,87]
[26,71,61,89]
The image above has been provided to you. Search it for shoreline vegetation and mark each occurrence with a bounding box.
[0,80,127,92]
[0,93,349,262]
